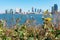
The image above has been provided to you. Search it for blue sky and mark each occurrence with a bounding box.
[0,0,60,12]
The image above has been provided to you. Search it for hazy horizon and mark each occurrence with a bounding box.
[0,0,60,13]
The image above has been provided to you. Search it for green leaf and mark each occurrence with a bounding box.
[28,37,34,40]
[6,37,11,40]
[57,34,60,38]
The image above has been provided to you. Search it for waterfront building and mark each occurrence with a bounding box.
[51,6,54,14]
[54,4,58,14]
[54,4,58,11]
[40,9,42,12]
[37,9,40,13]
[15,8,19,14]
[32,7,34,12]
[5,10,8,14]
[10,9,13,14]
[51,4,58,14]
[52,4,58,26]
[19,8,22,13]
[35,8,37,12]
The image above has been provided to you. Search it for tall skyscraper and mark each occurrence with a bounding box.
[51,6,54,14]
[37,9,40,13]
[10,9,13,14]
[5,10,8,14]
[51,4,58,14]
[35,8,36,12]
[37,9,42,13]
[32,7,34,12]
[52,4,58,26]
[19,8,22,13]
[54,4,58,12]
[40,9,42,12]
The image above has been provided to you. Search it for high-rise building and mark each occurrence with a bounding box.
[51,6,54,14]
[54,4,58,12]
[19,8,22,13]
[32,7,34,12]
[40,9,42,12]
[15,8,19,13]
[35,8,36,12]
[37,9,42,13]
[51,4,58,14]
[52,4,58,26]
[37,9,40,13]
[5,10,8,14]
[10,9,13,14]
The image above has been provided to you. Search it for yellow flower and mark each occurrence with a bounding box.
[44,18,52,21]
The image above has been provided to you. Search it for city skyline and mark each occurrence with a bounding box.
[0,0,60,13]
